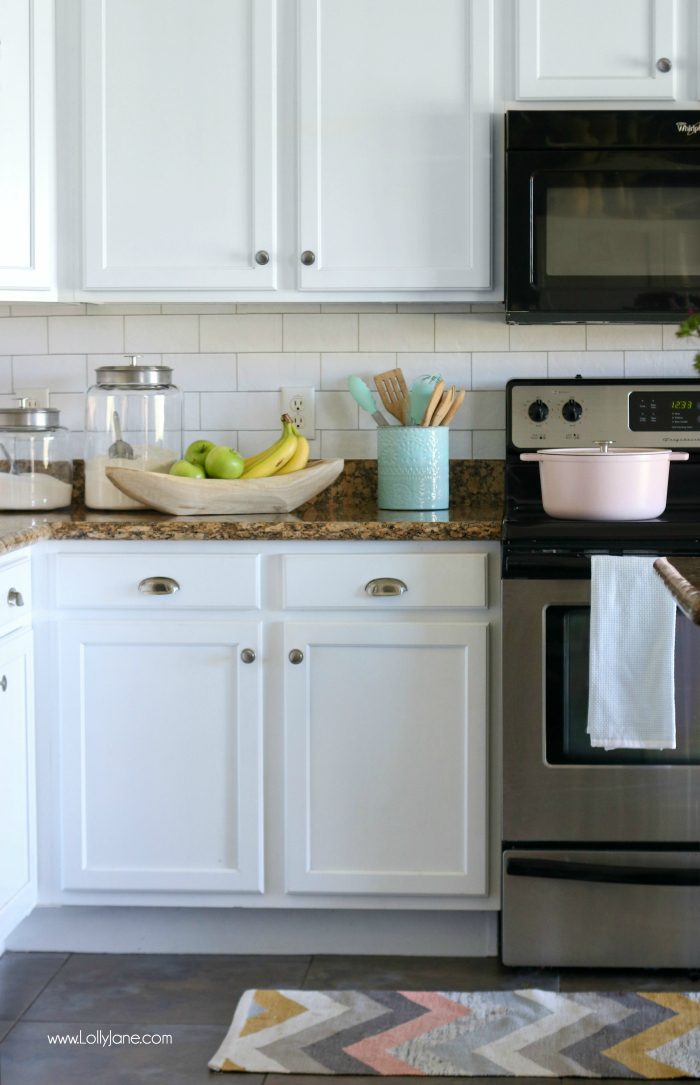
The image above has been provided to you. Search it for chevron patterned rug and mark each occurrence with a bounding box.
[209,989,700,1076]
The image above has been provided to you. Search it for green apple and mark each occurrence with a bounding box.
[184,439,216,469]
[169,459,206,479]
[204,445,245,480]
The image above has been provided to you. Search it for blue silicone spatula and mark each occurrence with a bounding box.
[408,374,442,426]
[347,375,390,426]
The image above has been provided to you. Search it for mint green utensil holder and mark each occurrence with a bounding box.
[377,426,449,511]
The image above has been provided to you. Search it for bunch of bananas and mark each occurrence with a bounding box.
[241,414,310,479]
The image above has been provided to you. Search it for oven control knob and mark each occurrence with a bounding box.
[562,398,583,422]
[528,399,549,423]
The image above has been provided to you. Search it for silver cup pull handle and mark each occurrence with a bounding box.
[138,576,180,596]
[365,577,408,597]
[7,588,24,607]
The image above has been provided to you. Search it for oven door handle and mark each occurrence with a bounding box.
[506,857,700,887]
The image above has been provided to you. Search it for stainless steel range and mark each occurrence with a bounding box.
[501,377,700,968]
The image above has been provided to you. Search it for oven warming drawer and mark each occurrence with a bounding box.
[502,848,700,968]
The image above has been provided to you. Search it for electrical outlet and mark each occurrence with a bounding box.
[280,386,316,438]
[14,387,50,409]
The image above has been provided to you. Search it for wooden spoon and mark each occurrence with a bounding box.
[439,388,466,426]
[421,379,445,426]
[430,385,456,427]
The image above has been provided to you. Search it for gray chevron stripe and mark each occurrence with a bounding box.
[562,993,674,1077]
[393,991,553,1076]
[303,990,434,1074]
[260,990,415,1075]
[519,992,639,1077]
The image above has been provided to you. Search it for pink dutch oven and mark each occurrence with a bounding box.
[520,441,689,520]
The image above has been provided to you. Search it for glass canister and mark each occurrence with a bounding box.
[85,355,182,510]
[0,405,73,510]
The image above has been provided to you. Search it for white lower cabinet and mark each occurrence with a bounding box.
[284,621,488,896]
[58,619,263,893]
[44,541,498,914]
[0,628,36,948]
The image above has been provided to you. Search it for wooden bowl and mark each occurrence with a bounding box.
[105,459,344,515]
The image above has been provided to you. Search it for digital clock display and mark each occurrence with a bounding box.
[629,391,700,431]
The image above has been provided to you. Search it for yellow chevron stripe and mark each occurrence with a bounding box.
[240,990,307,1038]
[602,993,700,1078]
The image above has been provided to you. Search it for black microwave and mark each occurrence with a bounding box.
[505,110,700,323]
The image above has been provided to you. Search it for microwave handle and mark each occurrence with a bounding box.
[506,857,700,887]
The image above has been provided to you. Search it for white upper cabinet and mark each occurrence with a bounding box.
[0,0,55,295]
[82,0,276,291]
[516,0,678,100]
[298,0,493,291]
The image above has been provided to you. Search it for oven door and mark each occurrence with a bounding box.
[506,150,700,320]
[503,578,700,843]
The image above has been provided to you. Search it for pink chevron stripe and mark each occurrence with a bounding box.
[344,992,472,1075]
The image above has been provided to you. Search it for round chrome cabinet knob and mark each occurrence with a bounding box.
[562,399,583,422]
[240,648,256,664]
[300,250,316,266]
[656,57,672,72]
[255,250,270,266]
[528,399,549,423]
[289,649,304,664]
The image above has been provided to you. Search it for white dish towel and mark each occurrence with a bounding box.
[587,555,677,750]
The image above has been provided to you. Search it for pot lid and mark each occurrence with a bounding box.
[538,445,673,457]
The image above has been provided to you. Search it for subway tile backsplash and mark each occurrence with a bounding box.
[1,303,697,460]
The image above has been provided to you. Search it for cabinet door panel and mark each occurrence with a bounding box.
[0,0,54,291]
[83,0,275,290]
[0,630,35,945]
[298,0,492,290]
[284,621,488,895]
[517,0,677,100]
[59,620,262,892]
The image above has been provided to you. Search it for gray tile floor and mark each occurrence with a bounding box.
[0,951,697,1083]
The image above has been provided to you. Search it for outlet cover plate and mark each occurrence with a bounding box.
[280,387,316,439]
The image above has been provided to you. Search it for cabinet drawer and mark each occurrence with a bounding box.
[55,553,260,610]
[0,558,32,634]
[283,553,487,609]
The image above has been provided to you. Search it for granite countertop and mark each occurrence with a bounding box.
[654,557,700,624]
[0,460,504,555]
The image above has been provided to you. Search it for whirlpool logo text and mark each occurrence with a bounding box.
[676,121,700,134]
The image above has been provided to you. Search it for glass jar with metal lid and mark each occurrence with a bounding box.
[0,401,73,510]
[85,355,182,510]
